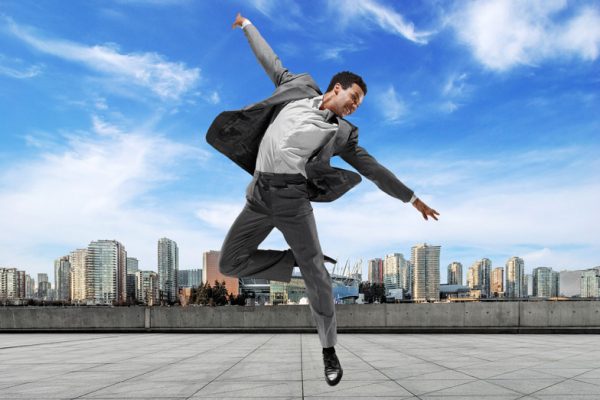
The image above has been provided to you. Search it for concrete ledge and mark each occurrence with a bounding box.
[1,302,600,333]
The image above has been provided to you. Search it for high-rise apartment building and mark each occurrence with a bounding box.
[54,255,71,301]
[178,269,202,288]
[25,274,35,298]
[368,258,384,284]
[0,268,20,300]
[467,258,491,298]
[383,253,406,292]
[506,256,525,298]
[532,267,559,298]
[86,240,127,304]
[580,269,600,298]
[70,249,87,302]
[400,261,412,296]
[203,250,238,296]
[491,267,504,297]
[126,257,139,304]
[447,262,463,285]
[37,273,51,299]
[559,269,584,297]
[135,270,159,305]
[411,243,440,302]
[158,238,179,303]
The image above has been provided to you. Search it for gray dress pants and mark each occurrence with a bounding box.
[219,171,337,348]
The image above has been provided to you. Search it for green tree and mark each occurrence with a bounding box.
[213,280,229,306]
[196,282,212,305]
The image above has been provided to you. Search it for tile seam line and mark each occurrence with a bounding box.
[336,333,423,400]
[514,368,600,399]
[67,334,247,400]
[0,334,122,351]
[353,334,523,398]
[184,334,278,400]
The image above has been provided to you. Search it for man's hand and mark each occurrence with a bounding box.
[412,198,440,221]
[232,12,246,29]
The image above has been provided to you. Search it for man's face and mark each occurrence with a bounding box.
[329,83,365,117]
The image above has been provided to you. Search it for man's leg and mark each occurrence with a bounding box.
[219,181,295,282]
[271,188,337,348]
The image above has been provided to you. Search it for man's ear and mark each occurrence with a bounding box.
[333,82,342,94]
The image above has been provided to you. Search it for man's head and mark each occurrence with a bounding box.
[322,71,367,118]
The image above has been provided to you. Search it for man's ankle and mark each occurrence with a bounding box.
[322,346,336,355]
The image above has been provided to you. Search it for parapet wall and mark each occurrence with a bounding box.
[1,302,600,333]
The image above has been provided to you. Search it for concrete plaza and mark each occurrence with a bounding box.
[1,333,600,399]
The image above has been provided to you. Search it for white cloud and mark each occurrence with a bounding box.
[0,54,43,79]
[0,116,212,275]
[377,85,407,123]
[440,72,470,113]
[142,145,600,278]
[245,0,303,30]
[333,0,432,44]
[318,42,364,61]
[449,0,600,71]
[3,17,199,99]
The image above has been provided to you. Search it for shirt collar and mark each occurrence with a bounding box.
[311,95,337,123]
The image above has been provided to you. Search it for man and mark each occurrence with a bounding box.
[206,13,439,386]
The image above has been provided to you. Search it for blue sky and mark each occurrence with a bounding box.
[1,0,599,282]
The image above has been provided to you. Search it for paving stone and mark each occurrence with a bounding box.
[0,333,600,399]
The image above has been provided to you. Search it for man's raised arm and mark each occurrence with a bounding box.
[339,132,440,221]
[232,13,293,88]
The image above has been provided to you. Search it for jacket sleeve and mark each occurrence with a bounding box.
[338,130,415,203]
[243,24,294,88]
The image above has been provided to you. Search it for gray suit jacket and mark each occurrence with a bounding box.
[206,24,414,203]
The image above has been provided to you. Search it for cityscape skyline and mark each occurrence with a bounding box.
[3,237,599,305]
[1,1,599,278]
[0,237,600,292]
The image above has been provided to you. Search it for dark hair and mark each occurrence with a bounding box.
[326,71,367,96]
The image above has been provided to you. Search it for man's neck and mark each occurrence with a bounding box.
[320,91,334,112]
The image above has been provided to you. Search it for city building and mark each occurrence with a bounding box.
[467,258,491,298]
[581,268,600,298]
[54,255,71,302]
[0,268,20,301]
[86,240,127,304]
[157,238,179,303]
[525,274,532,297]
[400,261,412,296]
[411,243,440,302]
[506,256,525,298]
[37,273,51,299]
[203,250,239,296]
[239,277,270,305]
[532,267,559,298]
[126,257,139,304]
[439,284,470,300]
[178,269,202,288]
[559,269,585,297]
[447,262,463,285]
[25,274,35,299]
[368,258,383,284]
[491,267,504,297]
[270,270,359,305]
[135,270,159,305]
[70,249,87,302]
[383,253,406,293]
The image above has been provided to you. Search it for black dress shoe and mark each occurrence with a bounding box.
[323,352,343,386]
[323,254,337,264]
[291,251,337,267]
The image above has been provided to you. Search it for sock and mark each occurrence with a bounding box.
[322,346,336,355]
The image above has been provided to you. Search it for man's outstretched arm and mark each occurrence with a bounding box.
[339,134,440,221]
[232,13,293,88]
